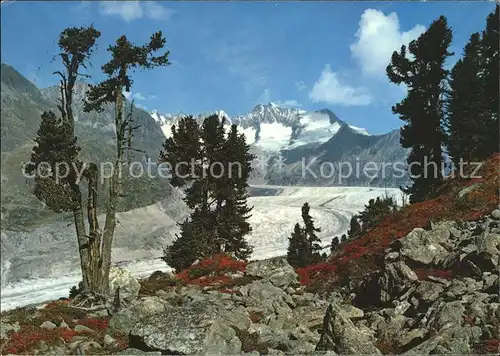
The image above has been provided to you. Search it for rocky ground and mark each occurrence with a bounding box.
[1,208,499,355]
[1,155,499,355]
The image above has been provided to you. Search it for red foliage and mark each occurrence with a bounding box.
[296,154,499,287]
[176,254,246,287]
[44,299,71,309]
[295,263,337,285]
[331,154,499,270]
[3,327,78,354]
[75,317,110,331]
[485,339,500,353]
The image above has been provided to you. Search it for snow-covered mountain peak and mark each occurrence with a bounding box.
[150,104,371,151]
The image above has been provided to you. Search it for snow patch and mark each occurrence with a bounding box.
[349,125,371,136]
[255,122,293,151]
[290,112,342,148]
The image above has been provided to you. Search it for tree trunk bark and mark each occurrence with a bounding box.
[99,88,125,296]
[86,163,104,294]
[72,190,91,292]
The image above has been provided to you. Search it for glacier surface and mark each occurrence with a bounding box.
[1,185,401,311]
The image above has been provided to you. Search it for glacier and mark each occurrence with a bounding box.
[1,185,402,311]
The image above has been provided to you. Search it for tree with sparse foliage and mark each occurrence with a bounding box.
[387,16,453,203]
[82,31,170,295]
[159,114,255,271]
[301,202,323,262]
[25,26,102,297]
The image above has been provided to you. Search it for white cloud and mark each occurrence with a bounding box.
[99,1,173,22]
[132,92,147,101]
[123,91,156,101]
[309,64,372,106]
[350,9,425,77]
[143,1,175,21]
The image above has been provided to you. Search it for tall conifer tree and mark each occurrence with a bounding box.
[387,16,453,203]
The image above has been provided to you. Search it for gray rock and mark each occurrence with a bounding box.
[340,305,365,319]
[202,321,242,355]
[379,261,418,304]
[115,348,162,355]
[0,321,20,339]
[402,323,454,356]
[103,334,117,346]
[39,321,57,330]
[59,321,70,329]
[219,305,252,332]
[248,323,290,350]
[109,266,141,300]
[491,209,500,220]
[475,232,500,267]
[414,281,444,302]
[315,303,381,354]
[432,301,465,330]
[245,257,299,288]
[397,328,428,349]
[74,324,96,333]
[445,278,483,298]
[399,227,450,265]
[240,280,293,314]
[109,296,168,334]
[130,303,240,354]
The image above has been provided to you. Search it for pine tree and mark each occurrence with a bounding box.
[479,5,499,158]
[347,215,361,239]
[358,196,396,232]
[330,236,340,254]
[287,223,310,268]
[341,234,347,242]
[26,112,82,213]
[219,125,255,259]
[446,32,484,166]
[387,16,453,203]
[301,202,323,263]
[159,115,255,271]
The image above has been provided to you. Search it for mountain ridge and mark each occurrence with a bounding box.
[151,103,409,187]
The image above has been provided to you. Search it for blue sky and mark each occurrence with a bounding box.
[1,1,496,134]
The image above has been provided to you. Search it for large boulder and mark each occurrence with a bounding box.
[240,280,294,314]
[315,303,382,354]
[109,297,169,334]
[109,266,141,300]
[398,225,451,266]
[129,302,241,355]
[245,258,299,289]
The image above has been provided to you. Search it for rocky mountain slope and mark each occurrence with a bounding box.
[152,104,410,187]
[0,63,175,230]
[2,209,498,354]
